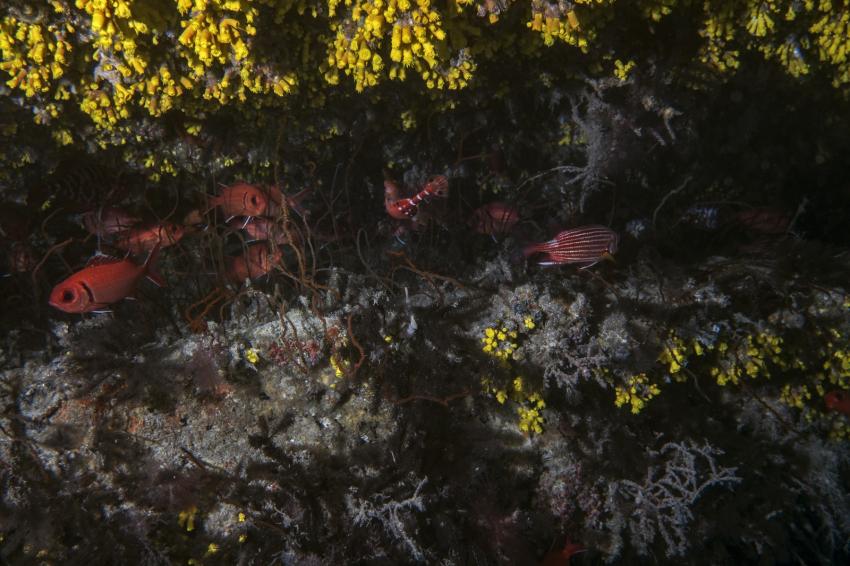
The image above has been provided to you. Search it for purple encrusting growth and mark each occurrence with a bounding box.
[523,225,619,266]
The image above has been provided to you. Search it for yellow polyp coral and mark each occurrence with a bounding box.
[745,1,776,37]
[613,59,635,81]
[484,375,546,434]
[780,383,812,413]
[330,353,347,378]
[658,332,690,381]
[815,330,850,390]
[178,505,198,532]
[695,0,850,87]
[810,7,850,87]
[776,37,810,77]
[0,13,72,99]
[399,109,416,130]
[0,0,848,142]
[707,331,783,386]
[176,0,297,104]
[641,0,676,22]
[323,351,349,388]
[481,323,519,362]
[614,373,661,414]
[325,0,467,91]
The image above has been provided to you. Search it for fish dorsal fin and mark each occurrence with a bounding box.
[86,253,123,268]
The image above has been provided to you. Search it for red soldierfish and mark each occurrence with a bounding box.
[523,225,618,267]
[49,245,165,313]
[824,390,850,416]
[735,207,790,235]
[114,222,186,254]
[384,175,449,220]
[469,202,520,235]
[227,217,293,245]
[208,182,269,218]
[82,207,141,237]
[226,243,282,283]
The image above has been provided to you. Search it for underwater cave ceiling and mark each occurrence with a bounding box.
[1,1,850,564]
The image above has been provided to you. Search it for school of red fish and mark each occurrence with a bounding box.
[30,173,624,316]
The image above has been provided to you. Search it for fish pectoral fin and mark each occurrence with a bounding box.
[577,260,602,270]
[146,272,166,287]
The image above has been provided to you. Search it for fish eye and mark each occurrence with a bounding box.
[61,289,76,302]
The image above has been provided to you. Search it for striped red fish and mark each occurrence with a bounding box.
[384,175,449,220]
[523,225,618,267]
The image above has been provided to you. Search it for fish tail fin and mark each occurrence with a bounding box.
[201,194,220,215]
[522,242,544,258]
[144,242,167,287]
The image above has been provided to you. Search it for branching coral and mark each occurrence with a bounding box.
[347,476,430,562]
[606,441,741,557]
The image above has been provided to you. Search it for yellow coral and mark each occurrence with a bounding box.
[614,59,635,81]
[614,373,661,414]
[0,14,72,100]
[481,323,518,362]
[178,505,198,532]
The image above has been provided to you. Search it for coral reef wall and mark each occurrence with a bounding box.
[2,1,850,564]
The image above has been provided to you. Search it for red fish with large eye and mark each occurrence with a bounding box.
[469,202,520,235]
[523,225,618,267]
[48,245,165,313]
[82,207,141,237]
[208,182,269,219]
[114,222,187,254]
[227,217,295,245]
[226,243,282,283]
[384,175,449,220]
[824,390,850,416]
